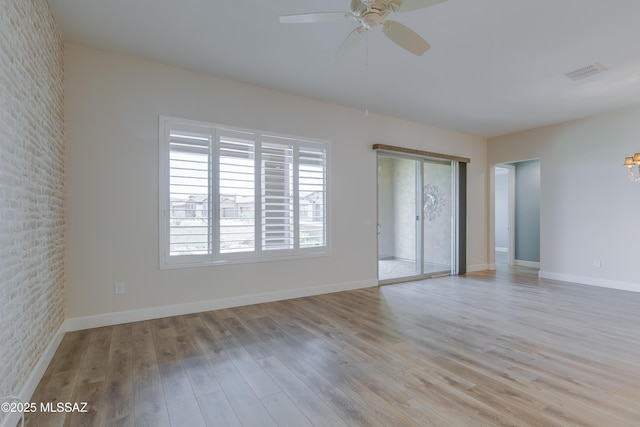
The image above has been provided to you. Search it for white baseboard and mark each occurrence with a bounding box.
[1,322,67,427]
[466,264,490,273]
[66,279,377,331]
[539,271,640,293]
[514,259,540,269]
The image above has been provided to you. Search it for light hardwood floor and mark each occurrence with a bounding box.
[24,267,640,426]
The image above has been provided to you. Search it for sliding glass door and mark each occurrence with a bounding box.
[422,160,453,277]
[378,156,420,280]
[377,153,457,283]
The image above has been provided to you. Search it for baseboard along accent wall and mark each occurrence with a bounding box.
[66,279,377,331]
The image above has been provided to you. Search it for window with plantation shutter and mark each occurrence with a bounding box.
[261,137,294,252]
[218,130,256,254]
[167,127,212,259]
[159,116,330,268]
[299,147,327,248]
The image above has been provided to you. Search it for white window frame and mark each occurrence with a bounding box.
[159,116,331,269]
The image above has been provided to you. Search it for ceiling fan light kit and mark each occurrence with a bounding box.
[279,0,446,57]
[623,153,640,183]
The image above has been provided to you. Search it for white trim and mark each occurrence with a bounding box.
[158,249,331,270]
[514,259,540,269]
[66,279,376,331]
[507,164,516,266]
[1,322,67,427]
[539,271,640,293]
[452,161,459,275]
[495,247,508,253]
[466,264,490,273]
[488,165,496,266]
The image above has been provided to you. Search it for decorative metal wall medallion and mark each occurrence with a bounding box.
[424,184,445,221]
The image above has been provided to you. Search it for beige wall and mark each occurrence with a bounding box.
[0,0,65,419]
[64,44,488,323]
[488,107,640,291]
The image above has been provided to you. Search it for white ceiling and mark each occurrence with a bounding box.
[49,0,640,137]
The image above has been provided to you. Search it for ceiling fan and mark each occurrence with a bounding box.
[279,0,447,58]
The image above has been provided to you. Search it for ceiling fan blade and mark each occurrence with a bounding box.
[279,12,348,24]
[396,0,447,13]
[382,20,430,56]
[333,26,366,63]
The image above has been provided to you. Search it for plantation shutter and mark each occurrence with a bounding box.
[218,130,256,254]
[161,116,329,268]
[261,136,294,252]
[168,127,212,257]
[298,146,327,248]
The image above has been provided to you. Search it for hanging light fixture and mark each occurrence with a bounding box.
[623,153,640,182]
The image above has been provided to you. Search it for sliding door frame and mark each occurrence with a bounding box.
[375,145,468,283]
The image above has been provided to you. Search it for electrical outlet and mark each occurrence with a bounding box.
[593,259,601,268]
[115,282,125,295]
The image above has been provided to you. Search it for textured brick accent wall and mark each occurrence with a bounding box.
[0,0,65,414]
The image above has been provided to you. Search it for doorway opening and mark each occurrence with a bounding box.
[492,160,540,270]
[494,165,514,267]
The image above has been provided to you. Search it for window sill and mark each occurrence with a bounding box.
[159,249,331,270]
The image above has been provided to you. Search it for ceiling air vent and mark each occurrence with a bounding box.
[565,63,608,81]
